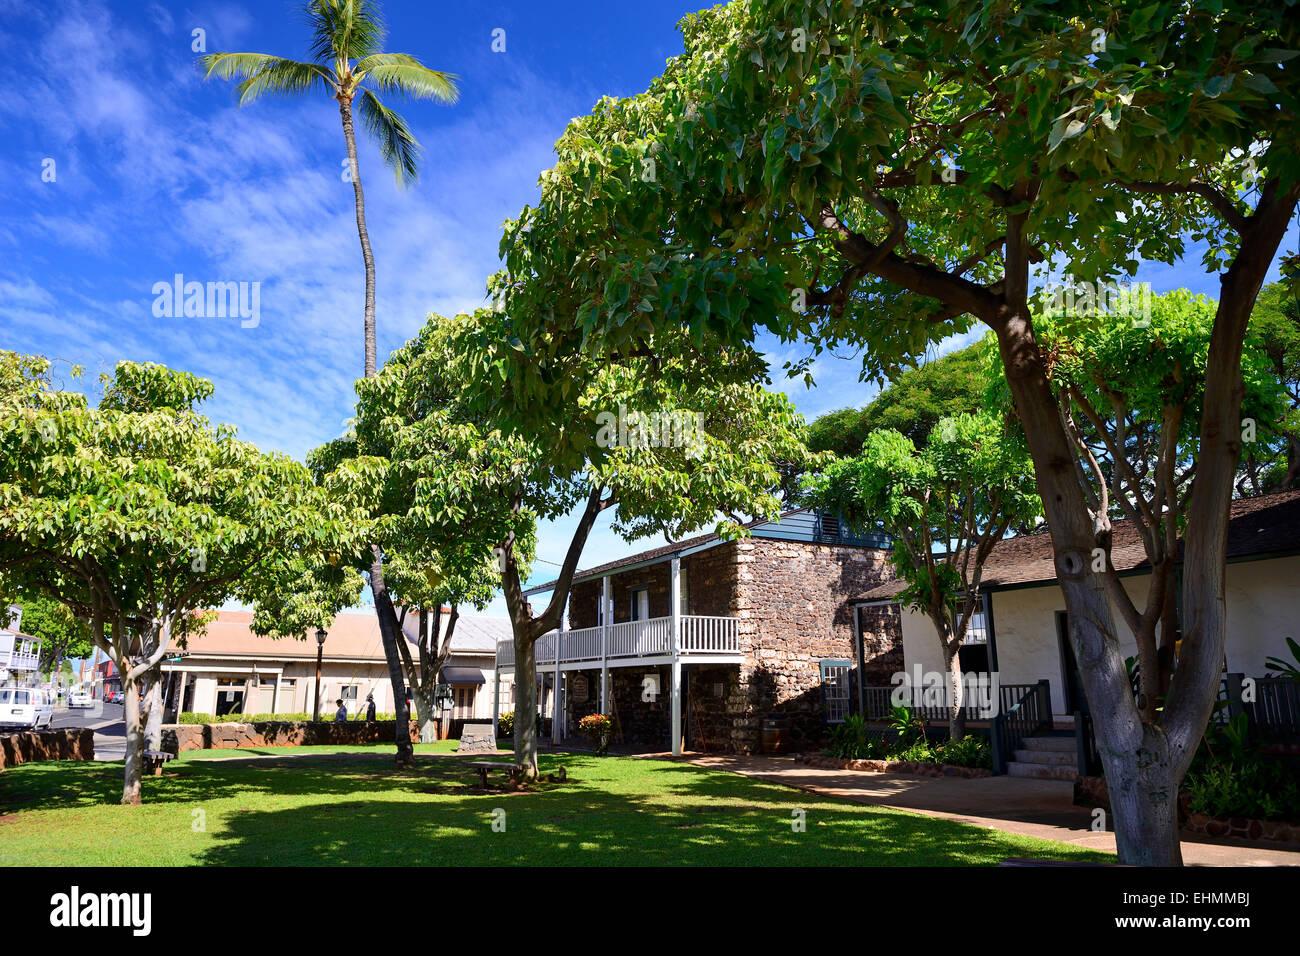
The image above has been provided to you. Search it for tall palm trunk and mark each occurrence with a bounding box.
[341,94,411,764]
[339,96,377,378]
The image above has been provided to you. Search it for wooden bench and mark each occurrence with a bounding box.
[143,750,175,776]
[468,760,518,788]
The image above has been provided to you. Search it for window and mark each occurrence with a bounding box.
[820,660,852,723]
[630,587,650,621]
[454,686,476,719]
[959,594,989,645]
[341,685,359,701]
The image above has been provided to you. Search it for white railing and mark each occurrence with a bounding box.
[0,637,40,673]
[681,615,739,653]
[495,614,739,668]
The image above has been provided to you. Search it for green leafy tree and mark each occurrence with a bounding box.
[811,412,1040,737]
[808,341,991,456]
[14,594,96,684]
[483,1,1300,864]
[1243,271,1300,492]
[201,0,459,377]
[0,353,359,804]
[998,289,1290,714]
[444,307,813,780]
[308,316,531,750]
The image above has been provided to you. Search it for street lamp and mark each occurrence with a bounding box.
[313,627,327,722]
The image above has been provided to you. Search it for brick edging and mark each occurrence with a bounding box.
[1074,774,1300,844]
[795,752,993,778]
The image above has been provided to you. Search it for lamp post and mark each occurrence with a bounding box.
[313,627,327,722]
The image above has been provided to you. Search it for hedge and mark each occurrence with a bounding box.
[177,711,402,724]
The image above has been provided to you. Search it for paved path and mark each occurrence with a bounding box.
[37,702,127,761]
[686,754,1300,866]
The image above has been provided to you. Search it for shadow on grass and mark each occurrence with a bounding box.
[0,753,1111,866]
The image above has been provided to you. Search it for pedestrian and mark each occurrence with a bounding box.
[365,693,376,723]
[334,698,348,722]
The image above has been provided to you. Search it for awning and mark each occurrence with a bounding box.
[440,666,485,686]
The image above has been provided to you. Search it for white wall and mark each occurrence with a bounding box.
[899,553,1300,717]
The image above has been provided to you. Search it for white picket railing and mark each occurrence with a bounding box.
[495,614,739,667]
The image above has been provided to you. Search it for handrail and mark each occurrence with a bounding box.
[495,614,740,667]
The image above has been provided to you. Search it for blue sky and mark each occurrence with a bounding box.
[2,0,1296,619]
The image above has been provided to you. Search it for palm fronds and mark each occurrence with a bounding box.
[359,89,420,185]
[201,54,333,105]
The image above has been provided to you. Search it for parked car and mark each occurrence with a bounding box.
[0,687,54,730]
[68,689,93,708]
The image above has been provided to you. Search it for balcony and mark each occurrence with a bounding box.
[0,636,40,673]
[495,614,739,669]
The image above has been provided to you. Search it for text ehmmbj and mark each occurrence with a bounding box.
[49,886,151,936]
[151,273,260,328]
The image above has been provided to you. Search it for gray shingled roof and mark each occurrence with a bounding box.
[862,489,1300,601]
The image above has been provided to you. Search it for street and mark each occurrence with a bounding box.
[50,701,125,761]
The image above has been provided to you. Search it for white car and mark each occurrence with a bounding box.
[68,690,93,708]
[0,687,54,730]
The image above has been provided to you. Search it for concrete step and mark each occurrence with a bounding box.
[1013,748,1077,766]
[1022,735,1077,753]
[1006,761,1080,781]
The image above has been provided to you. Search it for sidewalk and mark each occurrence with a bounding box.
[686,754,1300,866]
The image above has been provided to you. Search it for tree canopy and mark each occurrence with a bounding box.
[477,0,1300,864]
[0,352,359,803]
[808,340,993,455]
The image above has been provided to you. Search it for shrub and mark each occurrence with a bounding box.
[826,715,887,760]
[497,712,514,736]
[177,711,403,725]
[890,740,936,763]
[577,713,613,755]
[1184,759,1300,821]
[934,734,993,769]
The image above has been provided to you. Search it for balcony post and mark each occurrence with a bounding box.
[600,575,610,713]
[553,617,565,744]
[670,554,682,755]
[492,661,501,737]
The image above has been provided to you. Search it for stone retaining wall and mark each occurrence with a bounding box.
[0,729,95,769]
[1074,774,1300,844]
[163,720,419,754]
[795,752,993,778]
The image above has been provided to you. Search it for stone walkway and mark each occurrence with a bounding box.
[684,754,1300,866]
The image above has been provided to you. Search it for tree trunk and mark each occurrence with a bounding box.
[142,665,164,753]
[1101,722,1183,864]
[368,546,414,767]
[994,312,1180,864]
[413,686,439,743]
[512,632,539,780]
[339,97,377,378]
[944,643,966,740]
[121,670,144,806]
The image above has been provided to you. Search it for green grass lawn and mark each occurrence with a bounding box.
[0,748,1115,866]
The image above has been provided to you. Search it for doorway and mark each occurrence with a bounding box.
[1055,611,1087,713]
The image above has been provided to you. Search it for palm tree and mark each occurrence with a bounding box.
[201,0,458,377]
[202,1,457,767]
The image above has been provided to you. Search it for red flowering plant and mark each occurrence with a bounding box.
[577,713,613,756]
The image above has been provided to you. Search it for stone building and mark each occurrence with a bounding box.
[493,509,901,753]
